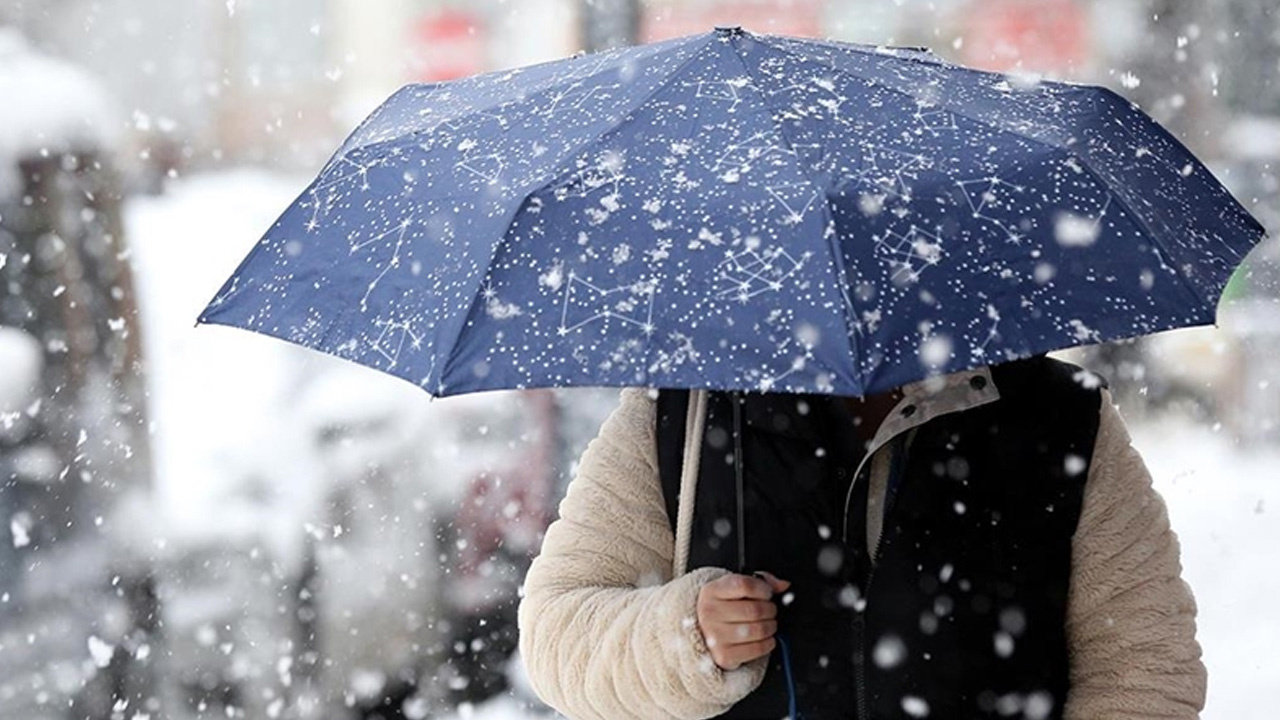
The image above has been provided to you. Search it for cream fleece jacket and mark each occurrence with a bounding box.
[517,386,1206,720]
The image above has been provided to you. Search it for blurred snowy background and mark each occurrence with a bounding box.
[0,1,1276,719]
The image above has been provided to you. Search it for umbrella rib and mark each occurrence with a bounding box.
[756,36,1228,322]
[756,34,1087,153]
[507,34,722,200]
[433,34,723,390]
[1066,159,1217,316]
[756,32,958,73]
[337,34,705,164]
[724,35,865,394]
[758,32,1117,98]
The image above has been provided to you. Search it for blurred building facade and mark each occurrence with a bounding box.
[0,30,164,719]
[0,0,580,176]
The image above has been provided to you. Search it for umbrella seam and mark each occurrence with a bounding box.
[724,34,866,394]
[756,36,1224,323]
[757,34,1087,154]
[1063,90,1260,317]
[435,34,722,389]
[501,34,723,219]
[1091,86,1266,240]
[1063,158,1217,320]
[336,34,704,163]
[760,35,1163,176]
[756,32,956,72]
[759,31,1121,97]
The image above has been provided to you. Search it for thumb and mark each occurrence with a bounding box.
[752,570,792,594]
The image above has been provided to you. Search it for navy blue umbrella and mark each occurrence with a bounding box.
[198,27,1266,398]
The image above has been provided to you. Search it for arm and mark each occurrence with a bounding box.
[1065,389,1207,719]
[517,388,767,720]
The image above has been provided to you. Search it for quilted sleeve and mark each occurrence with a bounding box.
[1064,389,1207,719]
[517,388,767,720]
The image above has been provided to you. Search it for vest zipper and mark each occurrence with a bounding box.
[855,491,893,720]
[842,431,885,720]
[853,611,867,720]
[851,434,908,720]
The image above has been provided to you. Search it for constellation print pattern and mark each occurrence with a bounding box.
[543,83,620,116]
[756,347,814,392]
[694,77,751,112]
[351,219,412,311]
[370,318,423,369]
[456,152,506,184]
[1056,194,1114,246]
[789,141,833,175]
[914,101,958,135]
[857,145,934,200]
[554,158,626,200]
[971,304,1002,360]
[716,246,811,302]
[709,132,796,180]
[874,224,945,283]
[767,75,849,120]
[198,27,1264,401]
[558,272,657,335]
[305,156,389,232]
[957,177,1030,245]
[766,182,822,224]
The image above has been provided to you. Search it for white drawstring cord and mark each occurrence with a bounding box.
[672,389,707,577]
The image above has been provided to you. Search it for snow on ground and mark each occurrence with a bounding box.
[124,170,1278,720]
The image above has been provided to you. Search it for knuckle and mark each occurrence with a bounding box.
[704,629,721,649]
[712,644,734,668]
[742,639,772,663]
[703,579,723,598]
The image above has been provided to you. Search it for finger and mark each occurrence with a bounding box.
[704,619,777,649]
[752,570,792,594]
[706,598,776,623]
[710,573,773,601]
[724,619,778,644]
[718,637,777,669]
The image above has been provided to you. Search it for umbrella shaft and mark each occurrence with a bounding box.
[733,391,747,573]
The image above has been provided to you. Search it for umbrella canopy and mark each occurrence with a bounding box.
[198,27,1266,398]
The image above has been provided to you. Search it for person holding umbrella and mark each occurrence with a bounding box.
[517,357,1205,719]
[197,27,1266,720]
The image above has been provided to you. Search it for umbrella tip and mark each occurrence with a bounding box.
[714,26,745,37]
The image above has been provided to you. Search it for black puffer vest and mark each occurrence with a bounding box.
[656,356,1103,719]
